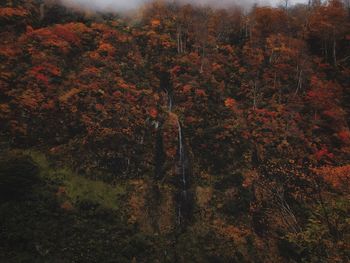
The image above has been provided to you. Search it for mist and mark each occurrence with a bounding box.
[59,0,307,13]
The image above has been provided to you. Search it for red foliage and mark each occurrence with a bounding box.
[195,89,207,97]
[95,104,105,111]
[113,91,123,98]
[35,73,49,86]
[338,130,350,144]
[52,25,80,46]
[30,64,61,82]
[149,108,158,118]
[315,147,334,161]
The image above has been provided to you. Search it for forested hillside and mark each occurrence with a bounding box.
[0,0,349,262]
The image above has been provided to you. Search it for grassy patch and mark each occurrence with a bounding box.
[24,150,126,210]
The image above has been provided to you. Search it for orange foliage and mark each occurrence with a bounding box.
[151,19,161,27]
[98,43,116,56]
[252,7,287,39]
[0,103,10,118]
[314,165,350,191]
[60,201,74,211]
[224,98,236,109]
[41,100,55,110]
[59,88,81,103]
[18,90,44,110]
[52,24,80,46]
[182,85,192,93]
[24,27,71,54]
[29,63,61,85]
[0,46,21,58]
[0,7,27,20]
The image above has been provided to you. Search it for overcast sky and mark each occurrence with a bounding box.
[61,0,309,12]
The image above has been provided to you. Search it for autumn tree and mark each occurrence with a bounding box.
[307,0,349,65]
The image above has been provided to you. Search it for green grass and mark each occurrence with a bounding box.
[24,150,126,210]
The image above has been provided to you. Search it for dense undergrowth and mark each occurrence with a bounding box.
[0,152,155,263]
[0,0,349,262]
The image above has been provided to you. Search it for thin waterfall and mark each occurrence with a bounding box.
[169,97,173,112]
[156,70,192,228]
[165,89,173,112]
[177,119,186,189]
[176,116,190,227]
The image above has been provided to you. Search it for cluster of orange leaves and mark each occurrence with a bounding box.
[0,7,27,20]
[224,98,236,110]
[314,165,350,191]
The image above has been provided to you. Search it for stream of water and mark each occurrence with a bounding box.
[176,117,188,225]
[158,71,190,227]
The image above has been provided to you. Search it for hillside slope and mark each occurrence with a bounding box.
[0,0,349,262]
